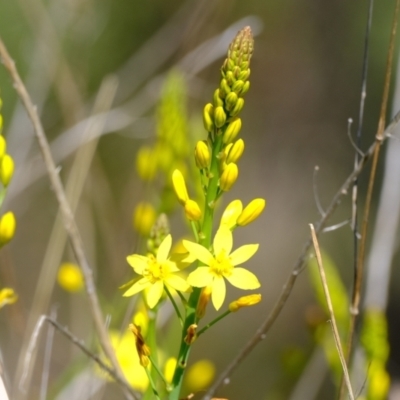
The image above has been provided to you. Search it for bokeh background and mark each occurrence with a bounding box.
[0,0,400,399]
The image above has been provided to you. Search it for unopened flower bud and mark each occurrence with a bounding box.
[225,92,238,111]
[133,202,157,236]
[203,103,214,132]
[220,79,231,98]
[214,106,227,128]
[196,286,212,319]
[226,139,245,164]
[184,199,202,221]
[229,98,245,117]
[223,118,241,144]
[0,136,6,159]
[0,212,16,246]
[238,69,251,81]
[237,199,266,226]
[136,146,157,181]
[220,200,243,228]
[220,163,238,191]
[232,80,244,94]
[184,324,198,344]
[229,294,262,312]
[240,81,250,95]
[195,141,210,169]
[213,89,224,107]
[0,154,14,187]
[172,169,189,205]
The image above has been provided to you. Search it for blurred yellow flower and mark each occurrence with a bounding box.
[0,211,16,247]
[185,359,215,392]
[57,262,84,292]
[164,357,177,384]
[0,288,17,308]
[0,154,14,187]
[133,202,156,236]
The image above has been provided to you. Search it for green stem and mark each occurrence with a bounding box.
[145,367,161,400]
[169,133,223,400]
[196,310,231,337]
[165,286,183,325]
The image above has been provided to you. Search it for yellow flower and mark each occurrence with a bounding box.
[185,359,215,392]
[220,200,243,229]
[57,262,84,292]
[133,202,156,236]
[183,226,260,310]
[123,234,191,308]
[136,146,158,181]
[0,288,17,308]
[164,357,177,384]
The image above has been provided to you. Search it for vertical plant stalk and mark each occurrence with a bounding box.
[309,225,355,400]
[0,38,136,399]
[340,2,400,398]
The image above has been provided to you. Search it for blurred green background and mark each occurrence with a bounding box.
[0,0,399,399]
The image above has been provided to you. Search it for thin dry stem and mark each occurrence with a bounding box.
[203,108,400,399]
[341,2,400,399]
[0,38,135,399]
[310,224,355,400]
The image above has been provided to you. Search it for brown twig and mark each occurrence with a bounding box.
[203,109,400,399]
[0,38,136,400]
[340,2,400,399]
[309,224,355,400]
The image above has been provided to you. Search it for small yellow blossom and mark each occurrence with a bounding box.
[220,200,243,229]
[237,199,266,226]
[123,234,191,308]
[0,288,18,308]
[0,211,16,246]
[57,262,84,292]
[136,146,158,181]
[183,226,260,310]
[133,202,156,236]
[172,169,189,205]
[0,154,14,187]
[185,359,215,392]
[229,294,261,312]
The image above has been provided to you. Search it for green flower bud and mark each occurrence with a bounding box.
[213,89,224,107]
[232,80,244,94]
[225,71,235,85]
[203,103,214,132]
[220,79,231,98]
[238,69,250,81]
[223,117,241,144]
[220,162,238,191]
[229,98,245,117]
[214,106,227,128]
[0,154,14,187]
[225,92,238,111]
[195,140,210,169]
[241,61,250,70]
[240,81,250,95]
[226,139,245,164]
[237,199,266,226]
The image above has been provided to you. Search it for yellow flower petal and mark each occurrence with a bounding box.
[227,268,260,289]
[165,274,191,292]
[127,255,148,274]
[183,240,213,266]
[146,280,164,308]
[157,234,172,263]
[229,244,259,266]
[214,226,232,255]
[123,278,151,297]
[211,276,226,310]
[187,267,213,287]
[220,200,243,229]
